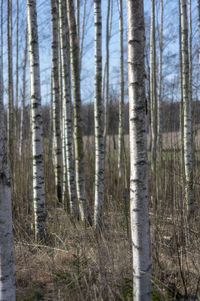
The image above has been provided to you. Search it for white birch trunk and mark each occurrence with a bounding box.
[150,0,157,174]
[51,0,62,202]
[66,0,91,223]
[27,0,46,240]
[157,0,163,157]
[59,0,78,216]
[127,0,152,300]
[117,0,124,179]
[0,20,16,297]
[179,0,184,179]
[94,0,104,230]
[180,0,194,219]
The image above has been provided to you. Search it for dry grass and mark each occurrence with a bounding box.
[12,134,200,300]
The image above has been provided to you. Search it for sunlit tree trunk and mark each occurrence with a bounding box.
[117,0,124,180]
[51,0,62,202]
[94,0,104,230]
[66,0,91,223]
[0,1,16,298]
[180,0,194,220]
[179,0,184,181]
[157,0,163,158]
[27,0,46,240]
[59,0,78,216]
[127,0,152,299]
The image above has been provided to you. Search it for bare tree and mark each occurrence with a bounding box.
[127,0,152,299]
[66,0,91,223]
[180,0,194,220]
[157,0,163,158]
[7,0,14,164]
[27,0,46,240]
[117,0,124,180]
[0,2,15,298]
[59,0,78,216]
[94,0,104,230]
[51,0,62,202]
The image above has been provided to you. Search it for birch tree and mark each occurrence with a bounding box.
[94,0,104,229]
[157,0,163,158]
[150,0,157,174]
[27,0,46,239]
[179,0,184,180]
[117,0,124,180]
[66,0,91,223]
[0,1,16,298]
[127,0,152,299]
[59,0,78,216]
[51,0,62,202]
[180,0,194,220]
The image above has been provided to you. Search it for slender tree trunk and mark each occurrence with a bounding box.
[66,0,91,223]
[179,0,185,182]
[51,0,62,202]
[76,0,79,44]
[0,1,16,298]
[59,0,78,216]
[7,0,14,166]
[117,0,124,180]
[198,0,200,72]
[180,0,194,220]
[79,0,86,73]
[15,0,19,157]
[127,0,152,299]
[27,0,46,240]
[157,0,163,158]
[94,0,104,230]
[150,0,157,174]
[103,0,111,151]
[19,25,28,157]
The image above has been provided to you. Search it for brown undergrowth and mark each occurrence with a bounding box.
[12,137,200,300]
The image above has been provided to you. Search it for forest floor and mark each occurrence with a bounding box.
[13,136,200,300]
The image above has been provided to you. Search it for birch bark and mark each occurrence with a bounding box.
[59,0,78,216]
[180,0,194,219]
[51,0,62,202]
[66,0,91,223]
[127,0,152,299]
[0,18,16,297]
[150,0,157,175]
[94,0,104,229]
[117,0,124,180]
[27,0,46,239]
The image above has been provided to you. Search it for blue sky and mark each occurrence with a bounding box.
[1,0,200,108]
